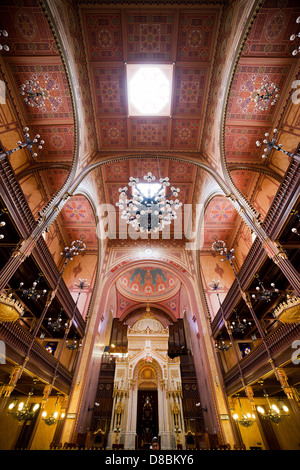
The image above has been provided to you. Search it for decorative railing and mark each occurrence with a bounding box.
[223,321,300,394]
[0,320,73,393]
[211,156,300,336]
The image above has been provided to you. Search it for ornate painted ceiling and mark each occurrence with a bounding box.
[0,0,299,260]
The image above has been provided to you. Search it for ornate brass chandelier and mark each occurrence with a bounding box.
[232,395,255,428]
[8,382,40,424]
[257,381,289,424]
[116,172,182,233]
[42,396,65,426]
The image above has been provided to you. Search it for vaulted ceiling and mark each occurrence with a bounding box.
[0,0,299,260]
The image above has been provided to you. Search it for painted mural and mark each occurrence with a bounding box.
[117,266,180,300]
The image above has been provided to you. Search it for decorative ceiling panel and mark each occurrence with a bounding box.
[8,59,73,123]
[226,60,293,123]
[91,65,126,116]
[125,10,176,61]
[99,118,128,149]
[176,11,219,62]
[242,3,300,58]
[224,125,268,163]
[81,11,123,62]
[1,5,59,56]
[31,124,75,161]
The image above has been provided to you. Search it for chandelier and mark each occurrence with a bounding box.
[256,128,294,160]
[229,310,252,334]
[8,383,39,423]
[18,274,47,301]
[257,381,289,424]
[214,334,231,351]
[20,79,45,108]
[2,127,44,160]
[252,82,279,110]
[0,30,9,51]
[116,172,182,233]
[66,334,82,350]
[42,396,65,426]
[232,395,255,428]
[273,295,300,323]
[251,274,279,302]
[290,16,300,56]
[47,308,68,332]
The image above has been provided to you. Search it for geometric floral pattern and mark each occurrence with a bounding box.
[171,119,200,149]
[177,12,218,61]
[130,119,168,148]
[82,12,123,61]
[99,119,128,148]
[2,5,58,56]
[126,12,174,61]
[92,66,126,115]
[226,62,291,122]
[173,66,207,115]
[242,5,300,58]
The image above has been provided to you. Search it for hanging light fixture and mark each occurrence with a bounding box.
[257,381,289,424]
[7,381,40,424]
[256,128,294,160]
[251,82,279,110]
[232,395,256,428]
[229,309,252,334]
[20,80,45,108]
[66,333,82,351]
[116,172,182,233]
[251,274,279,302]
[290,209,300,237]
[0,30,9,51]
[18,274,47,301]
[47,308,68,332]
[0,207,8,240]
[290,16,300,56]
[214,333,231,351]
[42,396,65,426]
[1,127,44,161]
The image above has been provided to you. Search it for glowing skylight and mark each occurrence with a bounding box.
[126,64,173,116]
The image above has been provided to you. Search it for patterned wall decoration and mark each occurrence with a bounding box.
[177,11,219,62]
[130,118,168,148]
[91,65,126,115]
[1,4,58,56]
[170,119,201,149]
[81,11,123,61]
[30,124,75,161]
[99,118,128,148]
[125,11,175,61]
[203,196,239,249]
[224,125,268,163]
[58,195,98,250]
[79,5,221,152]
[173,66,208,116]
[117,266,180,300]
[242,4,300,58]
[226,61,292,122]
